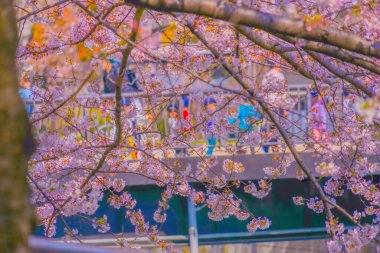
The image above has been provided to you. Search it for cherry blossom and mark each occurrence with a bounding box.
[11,0,380,252]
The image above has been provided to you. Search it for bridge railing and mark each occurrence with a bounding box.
[23,87,334,156]
[30,236,123,253]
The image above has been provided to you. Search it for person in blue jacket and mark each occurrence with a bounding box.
[103,58,140,93]
[19,77,34,115]
[228,99,262,153]
[228,99,262,133]
[204,97,218,156]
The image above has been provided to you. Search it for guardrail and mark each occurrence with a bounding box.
[30,236,123,253]
[22,88,332,157]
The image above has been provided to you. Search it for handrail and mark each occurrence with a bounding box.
[29,236,124,253]
[22,85,309,103]
[29,227,341,252]
[22,88,337,156]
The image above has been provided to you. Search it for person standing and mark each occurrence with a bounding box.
[167,103,183,155]
[342,89,357,121]
[182,96,192,132]
[103,58,141,93]
[228,99,262,132]
[260,67,286,153]
[228,99,262,153]
[19,77,34,115]
[204,97,218,156]
[167,103,181,137]
[309,91,328,141]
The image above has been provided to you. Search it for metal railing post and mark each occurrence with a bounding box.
[187,197,199,253]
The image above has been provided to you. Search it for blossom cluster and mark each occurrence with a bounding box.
[15,0,380,252]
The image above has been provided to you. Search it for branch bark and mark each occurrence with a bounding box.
[128,0,380,59]
[235,25,314,80]
[276,34,380,76]
[45,5,145,231]
[183,20,348,239]
[0,1,35,252]
[16,0,70,22]
[31,71,94,124]
[307,51,374,97]
[236,26,375,97]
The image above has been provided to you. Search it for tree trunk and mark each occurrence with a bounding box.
[0,1,35,253]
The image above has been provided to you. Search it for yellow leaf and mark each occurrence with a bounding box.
[67,108,74,119]
[370,1,378,8]
[161,21,177,45]
[88,3,98,12]
[305,14,324,28]
[55,7,76,27]
[77,42,100,61]
[313,14,323,22]
[30,23,47,45]
[352,5,361,16]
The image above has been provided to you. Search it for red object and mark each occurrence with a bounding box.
[183,108,190,120]
[182,108,193,132]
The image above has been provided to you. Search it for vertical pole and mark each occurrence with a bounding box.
[306,92,311,140]
[187,197,199,253]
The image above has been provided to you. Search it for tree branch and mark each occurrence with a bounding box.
[0,0,35,252]
[31,71,94,124]
[45,4,145,234]
[16,0,70,22]
[307,51,374,97]
[184,19,370,239]
[236,26,375,97]
[276,34,380,76]
[128,0,380,59]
